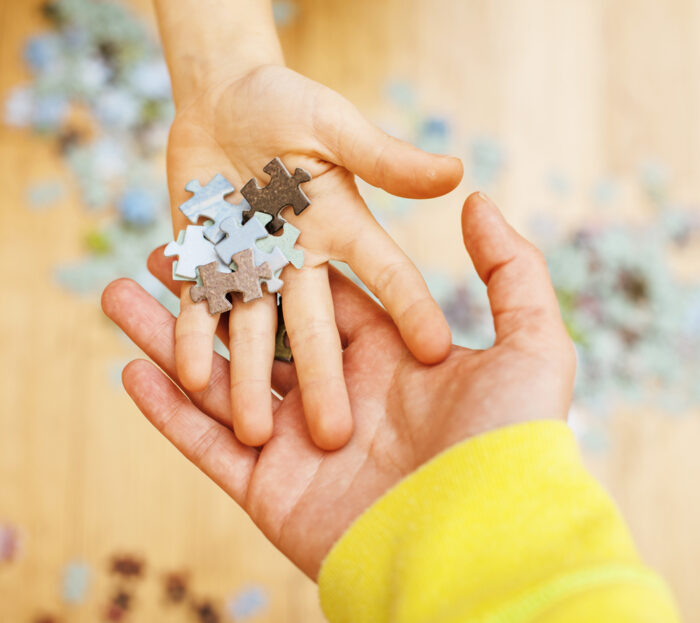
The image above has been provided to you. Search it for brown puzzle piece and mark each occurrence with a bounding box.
[241,157,312,233]
[190,249,272,314]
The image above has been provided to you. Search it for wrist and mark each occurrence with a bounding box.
[154,0,284,109]
[168,46,284,110]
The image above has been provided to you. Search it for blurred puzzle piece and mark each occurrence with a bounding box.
[242,157,311,233]
[62,561,91,604]
[163,571,189,603]
[0,523,22,563]
[226,585,269,620]
[110,554,144,578]
[191,250,272,314]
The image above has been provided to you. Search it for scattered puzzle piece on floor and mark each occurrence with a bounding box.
[179,174,243,243]
[0,523,22,563]
[110,554,144,578]
[164,225,228,280]
[226,585,269,620]
[105,589,132,621]
[193,600,221,623]
[163,571,188,603]
[62,561,91,604]
[241,157,311,233]
[255,218,304,268]
[191,251,272,314]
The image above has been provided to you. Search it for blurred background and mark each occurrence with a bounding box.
[1,0,699,621]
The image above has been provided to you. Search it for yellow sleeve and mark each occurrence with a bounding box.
[318,421,680,623]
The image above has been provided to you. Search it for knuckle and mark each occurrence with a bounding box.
[522,241,548,270]
[289,319,337,347]
[372,260,412,296]
[189,425,225,464]
[229,329,272,350]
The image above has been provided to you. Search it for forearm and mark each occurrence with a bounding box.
[153,0,284,108]
[319,422,680,623]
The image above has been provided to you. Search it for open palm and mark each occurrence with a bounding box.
[167,64,463,451]
[103,193,575,579]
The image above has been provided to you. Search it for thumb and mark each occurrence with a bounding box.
[461,192,570,346]
[316,88,463,198]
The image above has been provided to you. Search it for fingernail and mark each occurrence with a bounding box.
[477,191,494,205]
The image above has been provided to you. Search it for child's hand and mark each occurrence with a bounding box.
[167,64,462,449]
[104,192,576,578]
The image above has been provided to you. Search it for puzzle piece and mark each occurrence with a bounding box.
[62,561,91,604]
[274,302,292,362]
[172,262,202,286]
[254,246,287,293]
[178,174,245,243]
[215,212,272,265]
[255,218,304,268]
[241,157,311,233]
[190,250,272,314]
[164,226,229,281]
[219,213,290,292]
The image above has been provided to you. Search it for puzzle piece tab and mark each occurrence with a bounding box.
[241,157,311,233]
[178,174,245,243]
[254,245,288,293]
[218,214,289,292]
[190,250,272,314]
[164,225,229,281]
[255,218,304,268]
[216,212,272,264]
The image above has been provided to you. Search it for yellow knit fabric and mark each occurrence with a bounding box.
[318,421,680,623]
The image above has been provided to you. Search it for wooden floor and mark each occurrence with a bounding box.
[1,0,699,621]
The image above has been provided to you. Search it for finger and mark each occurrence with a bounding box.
[341,213,452,364]
[122,359,256,505]
[282,265,353,450]
[101,278,244,426]
[228,293,277,447]
[461,192,570,344]
[147,246,230,345]
[327,267,391,343]
[315,87,463,198]
[146,248,299,396]
[176,285,220,392]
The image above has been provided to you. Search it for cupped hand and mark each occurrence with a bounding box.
[167,64,462,450]
[102,192,575,579]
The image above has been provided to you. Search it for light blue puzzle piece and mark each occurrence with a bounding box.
[62,561,91,604]
[172,262,202,286]
[165,226,229,280]
[216,213,272,264]
[255,217,304,268]
[226,585,268,620]
[254,245,288,292]
[179,174,244,243]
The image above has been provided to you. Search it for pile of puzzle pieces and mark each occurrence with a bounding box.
[164,158,309,359]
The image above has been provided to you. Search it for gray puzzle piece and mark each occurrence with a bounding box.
[255,218,304,268]
[216,212,287,292]
[164,225,229,280]
[253,246,288,292]
[215,212,272,264]
[178,174,247,243]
